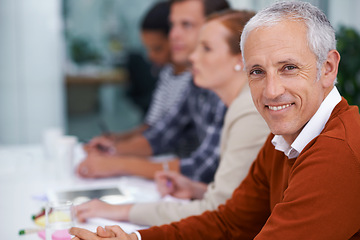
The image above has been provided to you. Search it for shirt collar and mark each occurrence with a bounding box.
[272,87,341,159]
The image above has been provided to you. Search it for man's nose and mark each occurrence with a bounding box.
[263,72,285,99]
[169,25,182,40]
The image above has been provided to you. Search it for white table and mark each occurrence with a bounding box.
[0,144,160,239]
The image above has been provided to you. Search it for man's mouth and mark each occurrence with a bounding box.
[267,103,294,111]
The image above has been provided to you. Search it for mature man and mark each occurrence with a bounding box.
[78,0,230,184]
[71,1,360,239]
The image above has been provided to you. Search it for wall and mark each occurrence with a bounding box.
[230,0,360,32]
[0,0,65,144]
[329,0,360,32]
[63,0,158,66]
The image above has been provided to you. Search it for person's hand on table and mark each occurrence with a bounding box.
[155,170,195,199]
[75,199,132,222]
[70,225,138,240]
[84,135,117,155]
[156,170,208,200]
[77,153,125,178]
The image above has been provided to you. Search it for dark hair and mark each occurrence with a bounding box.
[170,0,230,16]
[207,9,256,55]
[141,1,171,35]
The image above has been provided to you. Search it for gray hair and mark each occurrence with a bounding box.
[240,1,336,80]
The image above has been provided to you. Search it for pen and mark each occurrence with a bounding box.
[81,138,115,154]
[162,161,172,188]
[19,228,43,235]
[31,207,45,220]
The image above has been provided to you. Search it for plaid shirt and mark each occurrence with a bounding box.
[143,81,227,183]
[144,64,192,126]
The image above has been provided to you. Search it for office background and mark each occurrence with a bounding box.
[0,0,359,144]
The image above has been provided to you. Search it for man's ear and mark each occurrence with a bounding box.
[321,49,340,88]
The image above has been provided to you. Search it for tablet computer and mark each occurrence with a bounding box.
[48,187,132,205]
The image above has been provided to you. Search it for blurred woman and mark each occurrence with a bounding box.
[75,9,269,226]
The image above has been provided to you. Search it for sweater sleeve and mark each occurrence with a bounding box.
[129,104,269,226]
[138,137,273,240]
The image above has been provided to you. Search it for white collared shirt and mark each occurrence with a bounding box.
[272,87,342,159]
[133,231,142,240]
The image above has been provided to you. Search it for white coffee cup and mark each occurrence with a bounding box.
[55,135,78,179]
[43,128,64,161]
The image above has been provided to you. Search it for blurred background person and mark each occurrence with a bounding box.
[109,1,192,143]
[77,0,231,184]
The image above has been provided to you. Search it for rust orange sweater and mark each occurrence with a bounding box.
[139,98,360,239]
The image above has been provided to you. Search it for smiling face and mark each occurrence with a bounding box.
[169,0,205,66]
[243,20,332,144]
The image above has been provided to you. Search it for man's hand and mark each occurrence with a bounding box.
[70,226,138,240]
[84,136,117,155]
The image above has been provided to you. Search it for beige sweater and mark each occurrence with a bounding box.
[129,85,269,226]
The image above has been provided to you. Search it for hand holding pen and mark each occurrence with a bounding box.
[82,119,116,154]
[84,136,116,155]
[155,170,194,199]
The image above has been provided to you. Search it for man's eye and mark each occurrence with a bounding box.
[280,65,299,77]
[250,69,263,75]
[153,46,163,52]
[248,69,265,80]
[203,45,211,52]
[283,65,298,71]
[183,22,193,29]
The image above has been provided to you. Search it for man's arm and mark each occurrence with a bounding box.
[77,152,180,179]
[78,95,191,180]
[83,124,149,155]
[136,136,360,240]
[137,139,272,240]
[113,124,149,142]
[115,134,153,157]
